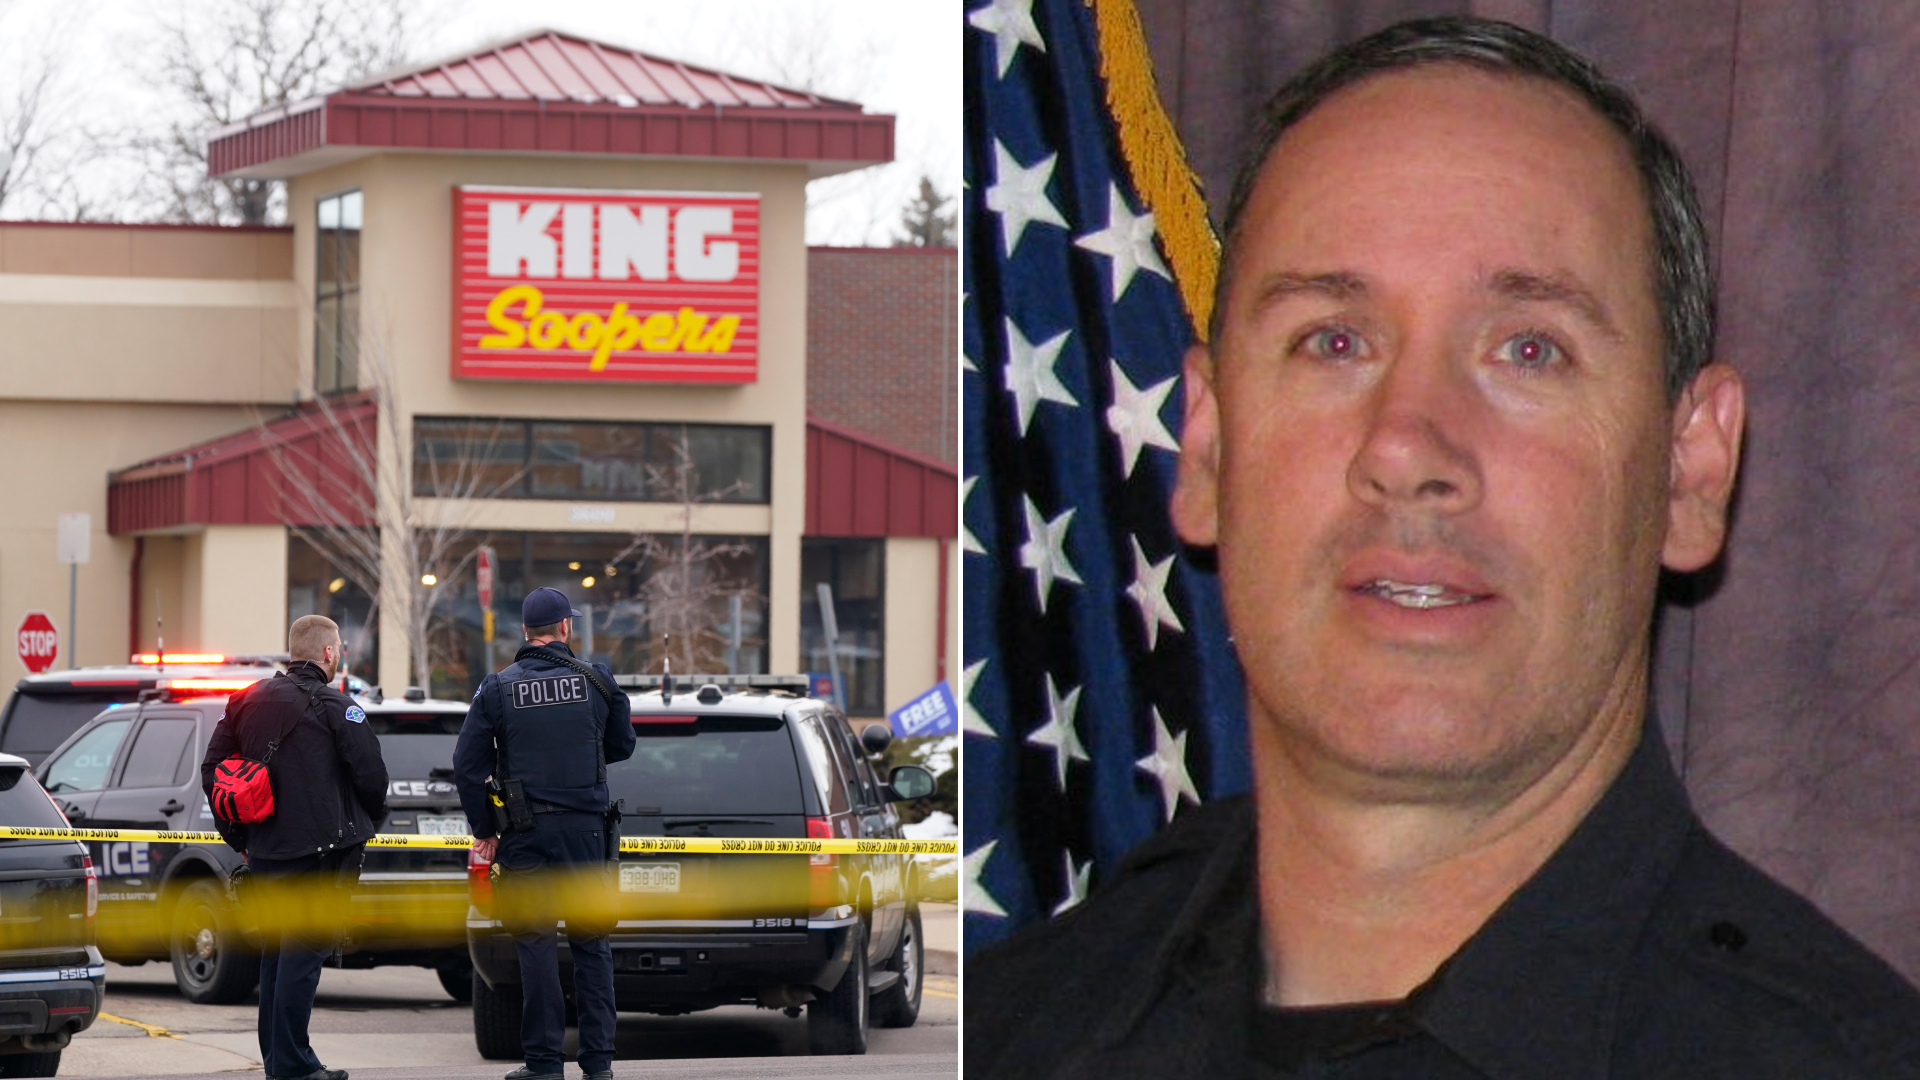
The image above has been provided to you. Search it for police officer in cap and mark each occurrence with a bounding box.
[455,587,634,1080]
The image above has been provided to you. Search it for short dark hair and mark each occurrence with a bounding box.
[1214,16,1713,401]
[523,620,564,640]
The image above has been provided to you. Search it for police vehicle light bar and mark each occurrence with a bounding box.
[133,653,228,665]
[159,677,263,696]
[615,674,811,693]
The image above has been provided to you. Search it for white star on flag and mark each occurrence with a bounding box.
[962,659,996,739]
[964,840,1009,918]
[986,140,1067,257]
[1002,319,1077,434]
[1136,707,1200,822]
[1025,673,1087,791]
[967,0,1046,79]
[1125,535,1185,651]
[962,476,985,554]
[1073,183,1172,300]
[1018,496,1082,613]
[1106,361,1179,479]
[1053,850,1093,916]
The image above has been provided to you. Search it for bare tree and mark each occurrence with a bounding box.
[128,0,420,224]
[893,176,955,248]
[0,5,75,217]
[253,320,525,691]
[611,435,765,677]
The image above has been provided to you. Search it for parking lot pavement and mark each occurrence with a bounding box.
[64,949,957,1077]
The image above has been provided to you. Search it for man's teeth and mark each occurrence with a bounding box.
[1362,579,1478,609]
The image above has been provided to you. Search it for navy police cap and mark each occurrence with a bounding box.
[522,586,584,627]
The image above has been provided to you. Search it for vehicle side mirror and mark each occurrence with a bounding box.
[859,723,892,757]
[885,764,935,802]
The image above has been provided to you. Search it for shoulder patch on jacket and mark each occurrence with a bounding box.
[344,705,366,723]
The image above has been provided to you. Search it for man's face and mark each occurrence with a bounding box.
[1174,67,1737,802]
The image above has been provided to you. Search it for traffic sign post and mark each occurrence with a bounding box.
[476,546,496,643]
[16,611,58,674]
[56,513,89,669]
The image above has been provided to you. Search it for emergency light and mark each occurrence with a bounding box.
[159,677,263,697]
[132,653,228,665]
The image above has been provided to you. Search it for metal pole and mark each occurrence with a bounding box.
[727,594,742,674]
[67,564,76,669]
[817,582,844,712]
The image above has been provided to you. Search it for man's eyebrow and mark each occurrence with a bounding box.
[1244,270,1370,316]
[1485,268,1626,342]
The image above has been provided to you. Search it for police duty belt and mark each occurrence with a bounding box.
[0,825,958,855]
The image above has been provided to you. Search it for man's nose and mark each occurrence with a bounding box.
[1345,351,1483,515]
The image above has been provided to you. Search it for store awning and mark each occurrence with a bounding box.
[207,29,894,180]
[806,416,957,539]
[107,395,377,536]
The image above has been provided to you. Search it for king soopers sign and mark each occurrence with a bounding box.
[453,185,760,384]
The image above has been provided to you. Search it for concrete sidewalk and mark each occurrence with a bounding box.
[922,902,957,975]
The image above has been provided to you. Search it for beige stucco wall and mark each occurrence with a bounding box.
[286,152,811,691]
[197,525,290,655]
[882,536,958,720]
[0,224,299,405]
[0,401,279,684]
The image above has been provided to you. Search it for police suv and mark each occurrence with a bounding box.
[0,753,103,1078]
[466,674,937,1058]
[32,679,474,1003]
[0,655,288,767]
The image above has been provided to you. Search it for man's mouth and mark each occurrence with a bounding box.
[1355,579,1486,610]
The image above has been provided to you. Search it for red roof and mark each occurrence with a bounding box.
[108,395,377,535]
[806,417,957,539]
[208,30,893,180]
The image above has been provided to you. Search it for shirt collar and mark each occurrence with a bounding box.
[1103,724,1696,1080]
[1408,726,1695,1080]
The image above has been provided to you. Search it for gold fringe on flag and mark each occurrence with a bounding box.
[1085,0,1220,340]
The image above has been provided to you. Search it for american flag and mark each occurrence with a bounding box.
[962,0,1250,953]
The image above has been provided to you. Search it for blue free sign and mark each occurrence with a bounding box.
[888,681,957,738]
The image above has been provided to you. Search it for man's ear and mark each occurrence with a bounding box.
[1663,362,1746,572]
[1170,343,1222,547]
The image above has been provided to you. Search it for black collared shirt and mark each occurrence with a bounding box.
[966,729,1920,1078]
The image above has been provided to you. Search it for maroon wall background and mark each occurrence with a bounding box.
[1133,0,1920,981]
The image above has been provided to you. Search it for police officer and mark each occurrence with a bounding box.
[201,614,387,1080]
[455,587,635,1080]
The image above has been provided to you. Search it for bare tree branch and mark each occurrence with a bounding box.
[122,0,424,224]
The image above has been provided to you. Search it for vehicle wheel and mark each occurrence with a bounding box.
[807,921,869,1055]
[170,879,261,1005]
[472,971,524,1060]
[0,1050,61,1077]
[436,955,475,1002]
[872,903,923,1028]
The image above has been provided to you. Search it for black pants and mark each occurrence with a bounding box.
[248,847,358,1078]
[495,812,616,1074]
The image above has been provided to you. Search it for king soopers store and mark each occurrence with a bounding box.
[0,31,958,719]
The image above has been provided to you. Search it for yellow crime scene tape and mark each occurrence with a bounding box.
[0,825,957,855]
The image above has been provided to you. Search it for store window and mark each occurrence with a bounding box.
[413,419,768,503]
[800,539,884,716]
[425,531,769,700]
[286,532,379,680]
[315,190,362,395]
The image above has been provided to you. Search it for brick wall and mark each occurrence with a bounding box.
[806,247,957,465]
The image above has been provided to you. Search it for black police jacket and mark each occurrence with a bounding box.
[452,641,635,838]
[199,662,389,860]
[968,727,1920,1079]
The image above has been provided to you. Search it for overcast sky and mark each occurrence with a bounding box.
[0,0,957,245]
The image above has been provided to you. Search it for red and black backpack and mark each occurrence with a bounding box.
[210,679,320,824]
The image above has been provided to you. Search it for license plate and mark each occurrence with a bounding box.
[416,815,468,836]
[620,863,681,893]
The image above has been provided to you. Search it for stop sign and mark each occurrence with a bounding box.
[16,611,57,673]
[475,546,496,610]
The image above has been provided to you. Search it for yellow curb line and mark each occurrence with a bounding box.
[924,987,958,999]
[98,1011,180,1038]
